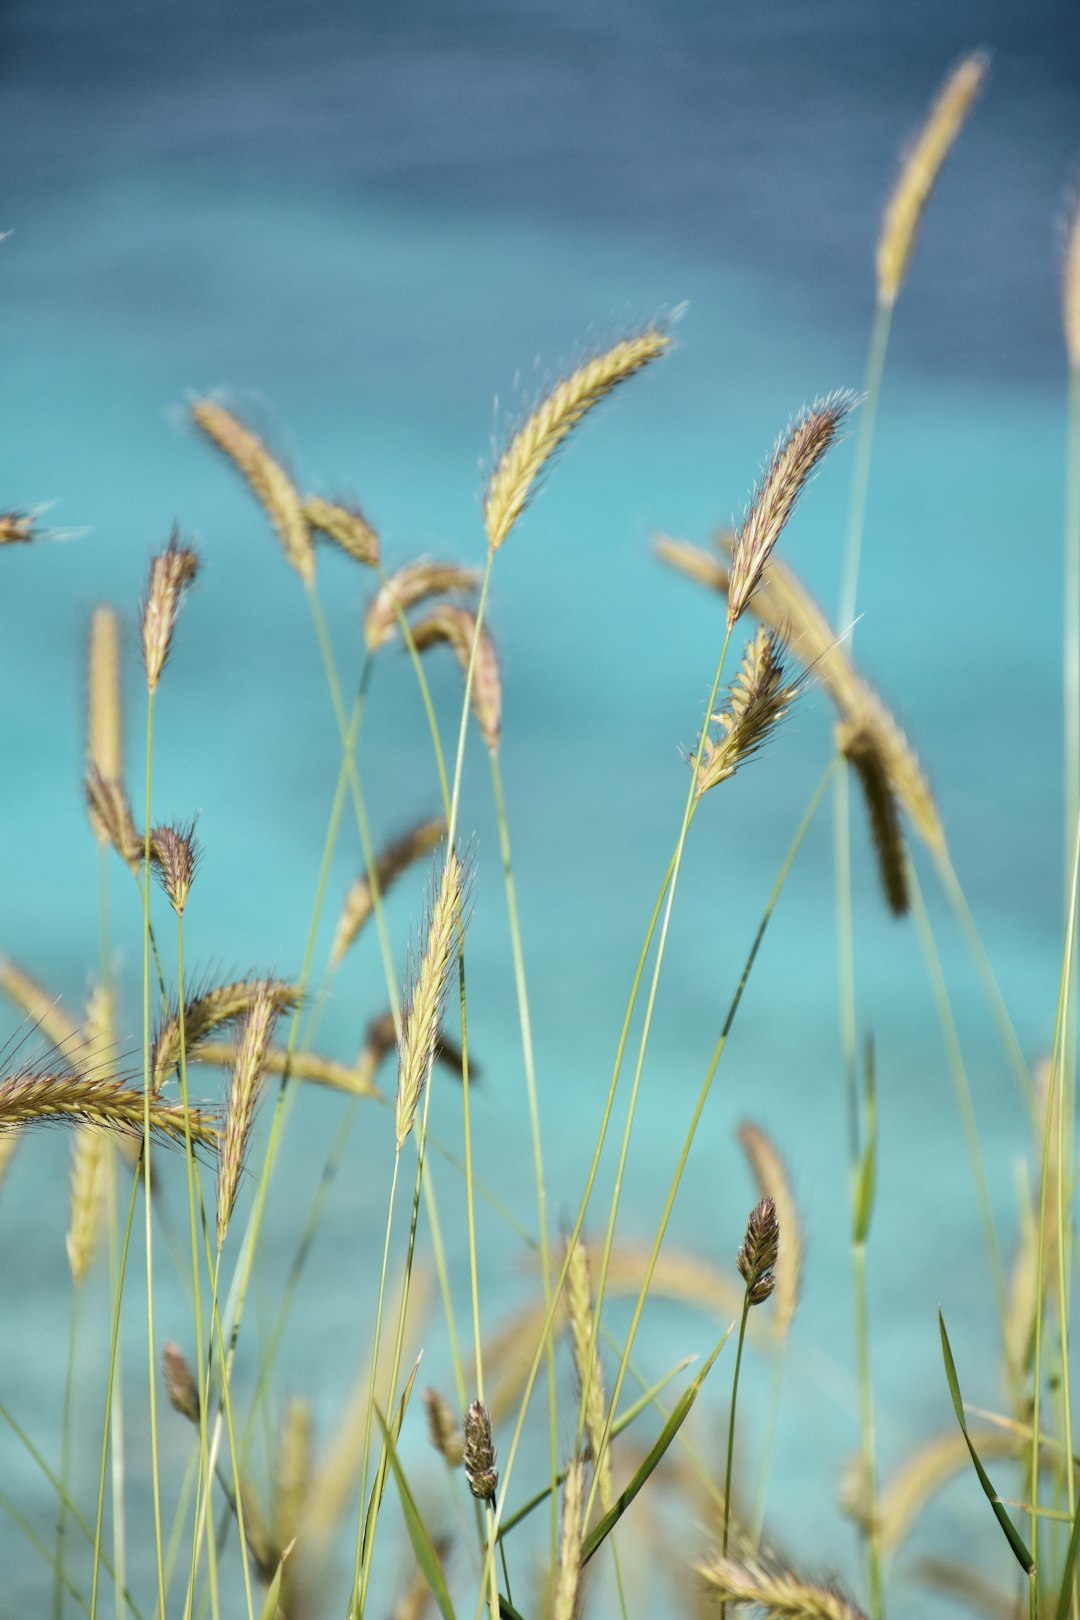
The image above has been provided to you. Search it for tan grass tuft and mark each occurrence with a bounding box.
[216,983,280,1247]
[330,816,447,969]
[1065,193,1080,372]
[190,399,314,585]
[142,531,199,695]
[87,607,123,846]
[694,627,798,797]
[554,1456,586,1620]
[697,1556,867,1620]
[726,393,854,630]
[85,766,144,871]
[365,560,480,652]
[152,977,300,1091]
[462,1398,497,1500]
[836,721,910,916]
[423,1386,464,1468]
[736,1196,779,1306]
[565,1236,612,1510]
[876,53,989,307]
[303,495,380,569]
[65,984,115,1286]
[483,327,671,551]
[395,850,463,1149]
[411,605,502,752]
[162,1341,201,1424]
[0,1069,217,1145]
[736,1123,802,1338]
[151,820,200,917]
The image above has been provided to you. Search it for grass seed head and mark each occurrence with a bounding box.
[736,1195,779,1306]
[86,766,144,870]
[162,1341,201,1425]
[736,1123,802,1339]
[151,820,200,917]
[216,983,281,1248]
[463,1399,497,1500]
[697,1555,867,1620]
[694,627,797,797]
[365,560,480,652]
[395,850,464,1149]
[303,494,380,569]
[411,605,502,753]
[190,398,314,585]
[330,816,447,969]
[423,1387,464,1468]
[837,720,910,916]
[141,531,199,694]
[565,1236,612,1510]
[554,1456,586,1620]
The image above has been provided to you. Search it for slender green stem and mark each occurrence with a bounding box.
[104,1150,128,1620]
[720,1293,753,1620]
[837,299,892,642]
[53,1288,80,1620]
[852,1237,883,1620]
[350,1149,402,1612]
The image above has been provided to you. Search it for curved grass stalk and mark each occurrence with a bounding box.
[53,1285,80,1620]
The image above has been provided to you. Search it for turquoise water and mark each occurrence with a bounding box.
[1,4,1078,1614]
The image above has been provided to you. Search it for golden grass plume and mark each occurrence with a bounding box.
[330,816,447,970]
[216,983,281,1247]
[836,720,910,916]
[876,52,988,307]
[87,607,122,845]
[423,1387,464,1468]
[395,850,463,1149]
[554,1456,586,1620]
[0,1068,217,1146]
[192,1040,381,1100]
[303,494,380,569]
[85,766,144,871]
[412,604,502,753]
[151,820,200,917]
[565,1235,612,1510]
[365,560,480,652]
[190,398,314,585]
[483,326,671,552]
[152,977,300,1092]
[142,531,199,694]
[736,1123,802,1338]
[697,1556,867,1620]
[65,984,115,1286]
[726,393,854,631]
[694,627,798,797]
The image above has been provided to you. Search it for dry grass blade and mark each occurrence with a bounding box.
[875,1426,1017,1558]
[836,720,910,916]
[484,326,671,551]
[411,604,502,752]
[216,984,281,1247]
[190,399,314,585]
[303,494,380,569]
[0,1069,217,1145]
[191,1040,382,1100]
[152,977,300,1091]
[697,1556,867,1620]
[142,531,199,694]
[554,1456,586,1620]
[694,627,798,796]
[66,984,115,1285]
[876,52,989,307]
[330,816,447,970]
[395,850,463,1149]
[736,1123,802,1339]
[1065,192,1080,372]
[87,606,122,846]
[566,1236,612,1510]
[364,560,480,652]
[85,767,144,871]
[726,393,854,630]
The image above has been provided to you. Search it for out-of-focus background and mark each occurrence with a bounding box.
[1,1,1078,1613]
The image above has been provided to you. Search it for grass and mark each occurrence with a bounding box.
[0,47,1076,1620]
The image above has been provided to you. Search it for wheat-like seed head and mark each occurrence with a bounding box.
[423,1387,464,1468]
[836,720,910,916]
[191,399,314,585]
[87,608,122,846]
[411,604,502,753]
[462,1399,497,1501]
[152,978,300,1092]
[484,327,671,551]
[736,1123,802,1339]
[565,1236,612,1511]
[553,1456,586,1620]
[694,627,797,797]
[395,850,463,1149]
[85,766,144,870]
[191,1040,382,1100]
[151,820,200,917]
[162,1341,201,1424]
[0,1069,217,1145]
[142,532,199,694]
[303,495,380,569]
[330,816,447,969]
[65,984,115,1286]
[876,52,989,307]
[364,560,480,652]
[736,1196,780,1306]
[697,1557,867,1620]
[216,983,280,1248]
[727,394,854,630]
[0,957,81,1053]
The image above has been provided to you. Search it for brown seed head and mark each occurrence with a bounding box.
[162,1341,201,1425]
[737,1196,779,1306]
[190,398,314,585]
[411,605,502,752]
[484,327,670,551]
[694,627,798,797]
[736,1124,803,1339]
[330,816,447,970]
[364,560,480,652]
[142,532,199,694]
[303,494,380,569]
[877,52,989,308]
[836,721,910,916]
[86,766,144,870]
[395,850,464,1149]
[727,394,854,630]
[150,820,200,917]
[216,984,281,1247]
[423,1387,464,1468]
[87,608,123,843]
[462,1399,497,1500]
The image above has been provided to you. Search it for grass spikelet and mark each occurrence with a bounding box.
[423,1387,464,1468]
[565,1236,612,1510]
[191,1040,382,1099]
[0,1069,217,1145]
[697,1557,867,1620]
[141,531,199,694]
[364,560,480,652]
[483,326,671,552]
[152,977,300,1091]
[395,850,463,1149]
[726,393,855,630]
[694,627,798,797]
[150,820,199,916]
[876,52,989,308]
[736,1123,802,1339]
[303,494,380,569]
[273,1396,312,1555]
[553,1456,585,1620]
[411,604,502,752]
[85,766,143,870]
[216,983,280,1248]
[87,607,123,839]
[65,984,114,1285]
[836,720,910,916]
[330,816,447,969]
[1065,192,1080,372]
[462,1398,497,1500]
[736,1196,779,1306]
[162,1341,201,1425]
[190,398,314,585]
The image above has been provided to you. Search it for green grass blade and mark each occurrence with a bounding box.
[374,1406,457,1620]
[853,1037,877,1245]
[939,1312,1035,1575]
[1056,1493,1080,1620]
[257,1541,293,1619]
[581,1327,731,1566]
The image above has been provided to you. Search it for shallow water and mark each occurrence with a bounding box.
[1,3,1078,1614]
